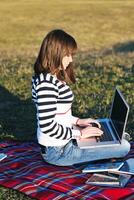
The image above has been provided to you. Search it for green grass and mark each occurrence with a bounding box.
[0,0,134,51]
[0,186,35,200]
[0,0,134,199]
[0,51,133,141]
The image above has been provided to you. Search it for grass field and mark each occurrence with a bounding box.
[0,0,134,52]
[0,0,134,199]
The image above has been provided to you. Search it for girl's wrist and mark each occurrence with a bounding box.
[76,118,80,126]
[80,129,83,137]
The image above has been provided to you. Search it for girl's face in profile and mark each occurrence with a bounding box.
[62,55,73,70]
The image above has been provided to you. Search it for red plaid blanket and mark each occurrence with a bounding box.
[0,141,134,200]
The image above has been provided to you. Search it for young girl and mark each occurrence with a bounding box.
[32,29,130,166]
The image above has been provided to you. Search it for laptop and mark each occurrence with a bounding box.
[77,87,129,149]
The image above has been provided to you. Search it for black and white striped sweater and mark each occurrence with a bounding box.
[32,73,81,146]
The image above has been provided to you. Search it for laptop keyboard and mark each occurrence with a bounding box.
[97,121,114,142]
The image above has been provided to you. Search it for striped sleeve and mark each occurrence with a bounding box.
[32,79,37,103]
[36,81,73,140]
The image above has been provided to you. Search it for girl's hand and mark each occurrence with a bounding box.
[80,126,103,139]
[76,118,101,129]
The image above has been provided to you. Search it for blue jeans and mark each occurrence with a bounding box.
[41,139,130,166]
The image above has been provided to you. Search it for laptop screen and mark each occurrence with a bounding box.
[110,89,129,140]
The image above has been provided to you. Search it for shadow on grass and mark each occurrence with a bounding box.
[0,85,36,141]
[113,41,134,53]
[102,40,134,55]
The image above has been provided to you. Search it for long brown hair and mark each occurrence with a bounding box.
[34,29,77,83]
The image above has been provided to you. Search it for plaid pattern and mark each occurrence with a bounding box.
[0,141,134,200]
